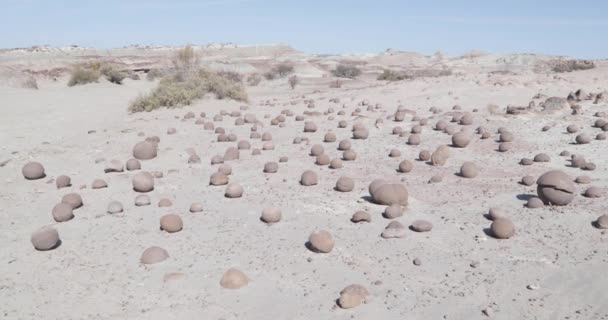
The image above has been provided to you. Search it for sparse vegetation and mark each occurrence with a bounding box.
[21,76,38,89]
[172,45,199,72]
[146,68,166,81]
[288,75,299,89]
[377,69,409,81]
[329,79,343,88]
[264,63,295,80]
[68,66,101,86]
[100,65,127,84]
[332,64,362,79]
[217,70,243,83]
[246,73,262,86]
[68,61,129,86]
[550,59,595,73]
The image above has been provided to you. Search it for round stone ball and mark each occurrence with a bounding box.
[324,132,337,142]
[61,193,83,209]
[452,132,471,148]
[126,158,141,171]
[55,175,71,189]
[536,170,575,205]
[335,176,355,192]
[330,158,343,169]
[31,226,60,251]
[135,194,151,206]
[220,268,249,289]
[383,204,403,219]
[22,162,45,180]
[459,162,478,178]
[263,162,279,173]
[189,202,204,213]
[52,203,74,222]
[300,170,318,186]
[342,150,357,161]
[576,134,591,144]
[160,214,183,233]
[261,207,282,224]
[132,141,157,160]
[225,183,244,198]
[521,175,535,186]
[308,230,334,253]
[419,150,431,161]
[338,139,352,151]
[140,246,169,264]
[107,201,123,214]
[595,214,608,229]
[410,220,433,232]
[534,153,550,162]
[526,197,545,208]
[490,218,515,239]
[132,171,154,192]
[398,160,414,173]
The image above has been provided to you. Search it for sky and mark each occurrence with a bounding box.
[1,0,607,58]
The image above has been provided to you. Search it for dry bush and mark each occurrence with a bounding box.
[172,45,199,72]
[264,63,294,80]
[129,69,247,113]
[68,66,100,86]
[246,73,262,86]
[332,64,362,79]
[100,65,127,84]
[550,59,595,73]
[412,68,452,78]
[288,75,299,89]
[217,70,243,83]
[377,69,409,81]
[329,79,343,88]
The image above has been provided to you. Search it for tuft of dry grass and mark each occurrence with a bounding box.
[68,66,100,86]
[377,69,409,81]
[68,61,129,86]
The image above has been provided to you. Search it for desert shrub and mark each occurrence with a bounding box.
[412,68,452,78]
[288,75,299,89]
[246,73,262,86]
[263,71,277,80]
[217,70,243,83]
[551,59,595,73]
[68,66,100,86]
[329,79,343,88]
[264,63,294,80]
[22,76,38,89]
[377,69,409,81]
[100,65,127,84]
[332,64,362,79]
[128,69,247,113]
[146,68,166,81]
[172,45,199,72]
[127,70,140,80]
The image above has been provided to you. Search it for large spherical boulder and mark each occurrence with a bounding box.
[225,183,244,198]
[536,170,575,205]
[132,171,154,192]
[310,144,324,156]
[160,214,183,233]
[261,207,282,224]
[52,203,74,222]
[22,162,45,180]
[430,145,449,166]
[398,160,414,173]
[220,268,249,289]
[490,218,515,239]
[338,140,351,151]
[300,170,318,186]
[459,162,478,178]
[133,141,158,160]
[140,246,169,264]
[31,226,60,251]
[369,182,408,206]
[452,132,471,148]
[308,230,334,253]
[335,176,355,192]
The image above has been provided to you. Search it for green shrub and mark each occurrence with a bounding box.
[332,64,362,79]
[68,67,100,86]
[128,69,248,113]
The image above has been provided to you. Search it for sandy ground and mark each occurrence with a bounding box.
[1,47,608,320]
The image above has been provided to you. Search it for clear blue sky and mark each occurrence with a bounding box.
[2,0,607,58]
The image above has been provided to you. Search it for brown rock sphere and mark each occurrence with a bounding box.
[337,284,369,309]
[534,153,550,162]
[52,203,74,222]
[342,150,357,161]
[419,150,431,161]
[352,127,369,139]
[140,246,169,264]
[220,268,249,289]
[91,179,108,189]
[61,192,83,209]
[584,186,603,198]
[459,162,478,178]
[537,170,575,205]
[431,145,449,166]
[324,132,337,142]
[55,175,71,189]
[410,220,433,232]
[330,158,343,169]
[300,170,318,186]
[526,197,545,208]
[498,142,512,152]
[335,176,355,192]
[160,214,183,233]
[369,182,408,206]
[132,171,154,192]
[263,162,279,173]
[383,204,403,219]
[452,132,471,148]
[521,175,535,186]
[490,218,515,239]
[22,162,46,180]
[576,134,591,144]
[225,183,244,198]
[31,226,60,251]
[261,207,282,224]
[308,230,334,253]
[351,211,371,223]
[133,141,158,160]
[407,134,421,145]
[499,131,514,142]
[126,158,141,171]
[338,139,351,151]
[398,160,414,173]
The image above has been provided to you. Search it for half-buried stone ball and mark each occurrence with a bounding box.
[459,162,478,178]
[526,197,544,208]
[533,153,550,162]
[52,203,74,222]
[337,284,369,309]
[351,211,371,223]
[132,171,154,192]
[189,202,204,213]
[132,141,157,160]
[410,220,433,232]
[342,150,357,161]
[352,127,369,139]
[160,214,183,233]
[220,268,249,289]
[61,193,83,209]
[369,182,408,206]
[335,176,354,192]
[490,218,515,239]
[263,162,279,173]
[140,246,169,265]
[584,186,603,198]
[22,162,45,180]
[576,134,591,144]
[595,214,608,229]
[398,160,414,173]
[307,230,334,253]
[135,194,151,206]
[419,150,431,161]
[310,144,324,156]
[330,158,343,169]
[316,154,330,166]
[223,147,239,161]
[107,201,124,214]
[126,158,141,171]
[261,207,282,224]
[31,226,60,251]
[452,132,471,148]
[383,204,403,219]
[300,170,318,186]
[381,221,406,239]
[537,170,575,205]
[225,183,244,198]
[56,175,71,189]
[338,139,351,151]
[521,175,535,186]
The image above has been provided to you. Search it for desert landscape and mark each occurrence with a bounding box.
[1,43,607,320]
